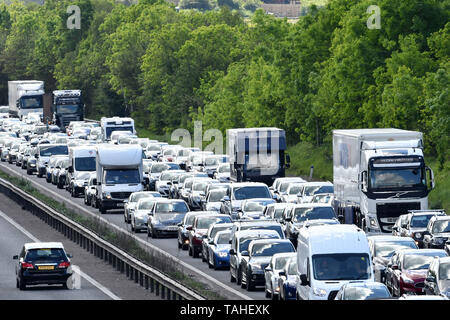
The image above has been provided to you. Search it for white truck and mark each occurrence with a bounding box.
[100,117,135,142]
[227,128,290,185]
[8,81,45,119]
[67,146,97,197]
[95,144,144,214]
[333,128,435,234]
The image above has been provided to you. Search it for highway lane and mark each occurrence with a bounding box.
[0,200,114,300]
[0,161,263,299]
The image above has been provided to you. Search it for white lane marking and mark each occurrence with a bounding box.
[0,163,253,300]
[0,208,121,300]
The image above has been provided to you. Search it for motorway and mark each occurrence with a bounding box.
[0,161,262,300]
[0,188,172,300]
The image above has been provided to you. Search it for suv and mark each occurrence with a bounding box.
[424,256,450,298]
[423,215,450,249]
[13,242,72,290]
[401,210,446,248]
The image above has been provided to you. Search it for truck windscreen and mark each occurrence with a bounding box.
[21,96,43,109]
[56,105,80,114]
[104,169,140,184]
[369,167,426,190]
[75,157,96,171]
[105,127,134,139]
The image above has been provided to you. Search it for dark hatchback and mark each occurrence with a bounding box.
[13,242,72,290]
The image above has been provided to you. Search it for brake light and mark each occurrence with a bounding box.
[21,262,34,269]
[58,261,71,268]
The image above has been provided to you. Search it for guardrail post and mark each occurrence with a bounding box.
[144,275,149,290]
[155,282,159,296]
[167,288,171,300]
[150,278,154,293]
[134,269,139,283]
[161,286,165,299]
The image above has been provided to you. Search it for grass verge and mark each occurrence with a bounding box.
[0,169,225,300]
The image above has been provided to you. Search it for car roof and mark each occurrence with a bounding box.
[408,210,446,216]
[399,249,448,256]
[249,238,292,246]
[343,281,388,289]
[367,235,416,242]
[231,182,269,188]
[235,229,280,239]
[290,203,334,208]
[237,220,281,226]
[271,252,296,260]
[24,242,64,251]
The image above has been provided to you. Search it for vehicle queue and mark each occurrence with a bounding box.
[0,111,449,300]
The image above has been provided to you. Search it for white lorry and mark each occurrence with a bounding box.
[296,224,374,300]
[227,128,290,185]
[333,128,435,233]
[67,146,97,197]
[95,144,144,214]
[100,117,135,142]
[8,81,45,119]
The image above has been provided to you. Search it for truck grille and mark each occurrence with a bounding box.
[376,202,421,232]
[111,192,132,199]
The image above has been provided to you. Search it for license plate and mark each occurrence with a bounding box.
[38,265,54,270]
[116,203,124,208]
[166,226,177,231]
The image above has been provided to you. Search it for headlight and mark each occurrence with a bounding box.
[218,252,228,257]
[152,220,162,226]
[313,288,327,297]
[414,232,422,239]
[369,217,378,228]
[76,181,84,187]
[102,192,111,199]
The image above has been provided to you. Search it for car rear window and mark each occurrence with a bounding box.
[26,248,66,261]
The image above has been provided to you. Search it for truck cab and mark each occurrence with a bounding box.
[101,117,135,142]
[48,90,84,131]
[8,81,45,119]
[333,129,435,233]
[95,144,144,214]
[227,128,290,185]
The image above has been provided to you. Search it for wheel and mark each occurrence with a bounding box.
[131,220,135,232]
[62,283,68,289]
[188,245,193,257]
[151,226,157,239]
[193,247,199,258]
[27,170,31,175]
[201,251,207,262]
[99,205,107,214]
[237,267,242,286]
[177,239,182,249]
[18,277,26,290]
[265,289,271,299]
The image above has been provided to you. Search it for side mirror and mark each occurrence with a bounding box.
[392,265,399,270]
[299,274,309,286]
[167,181,172,186]
[229,249,236,255]
[241,250,249,256]
[278,271,286,277]
[186,226,193,231]
[68,166,73,173]
[208,240,214,245]
[425,277,436,283]
[35,154,38,158]
[67,254,73,259]
[360,170,368,192]
[392,226,398,232]
[177,223,182,227]
[285,217,292,222]
[13,255,18,260]
[202,235,207,239]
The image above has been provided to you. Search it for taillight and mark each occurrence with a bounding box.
[58,261,71,268]
[21,262,34,269]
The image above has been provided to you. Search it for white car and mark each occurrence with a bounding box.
[281,182,306,203]
[124,191,161,223]
[213,163,230,182]
[296,182,334,203]
[130,198,159,233]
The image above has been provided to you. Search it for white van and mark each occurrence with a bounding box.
[296,224,374,300]
[68,146,97,197]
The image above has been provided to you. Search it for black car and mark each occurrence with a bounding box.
[26,158,38,175]
[177,211,211,250]
[423,216,450,249]
[240,239,295,291]
[13,242,72,290]
[147,199,190,238]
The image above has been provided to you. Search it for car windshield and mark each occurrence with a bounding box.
[196,216,231,229]
[104,169,140,184]
[39,145,68,156]
[184,180,194,189]
[304,185,333,196]
[374,241,418,258]
[288,186,302,195]
[241,225,284,238]
[312,253,371,281]
[151,164,169,173]
[178,149,190,156]
[216,232,232,245]
[131,193,154,202]
[218,165,229,173]
[410,215,434,228]
[160,172,176,181]
[439,263,450,280]
[239,234,279,253]
[233,186,271,200]
[56,105,80,114]
[57,159,70,168]
[314,194,333,203]
[251,242,294,257]
[210,225,231,239]
[244,202,265,212]
[105,127,133,139]
[432,220,450,233]
[193,182,208,191]
[274,209,285,220]
[287,260,297,275]
[293,207,336,223]
[209,190,228,202]
[148,145,161,151]
[155,202,189,213]
[275,256,292,270]
[343,287,390,300]
[75,157,96,171]
[138,200,155,210]
[185,213,203,226]
[205,158,218,166]
[403,253,447,270]
[25,248,66,262]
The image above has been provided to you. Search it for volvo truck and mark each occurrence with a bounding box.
[95,144,144,214]
[8,81,45,119]
[43,90,84,131]
[333,128,435,234]
[227,128,290,185]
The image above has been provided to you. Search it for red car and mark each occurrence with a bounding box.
[385,249,448,297]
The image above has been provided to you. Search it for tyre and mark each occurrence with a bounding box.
[192,247,199,258]
[27,170,31,175]
[188,245,193,257]
[18,277,26,290]
[237,267,242,285]
[99,205,107,214]
[265,289,270,299]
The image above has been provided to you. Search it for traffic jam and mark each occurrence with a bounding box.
[0,98,449,300]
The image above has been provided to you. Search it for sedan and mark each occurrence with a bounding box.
[277,258,297,300]
[207,230,232,270]
[264,252,296,300]
[334,282,391,300]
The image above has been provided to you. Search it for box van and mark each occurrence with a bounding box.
[68,146,97,197]
[296,224,374,300]
[95,144,144,214]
